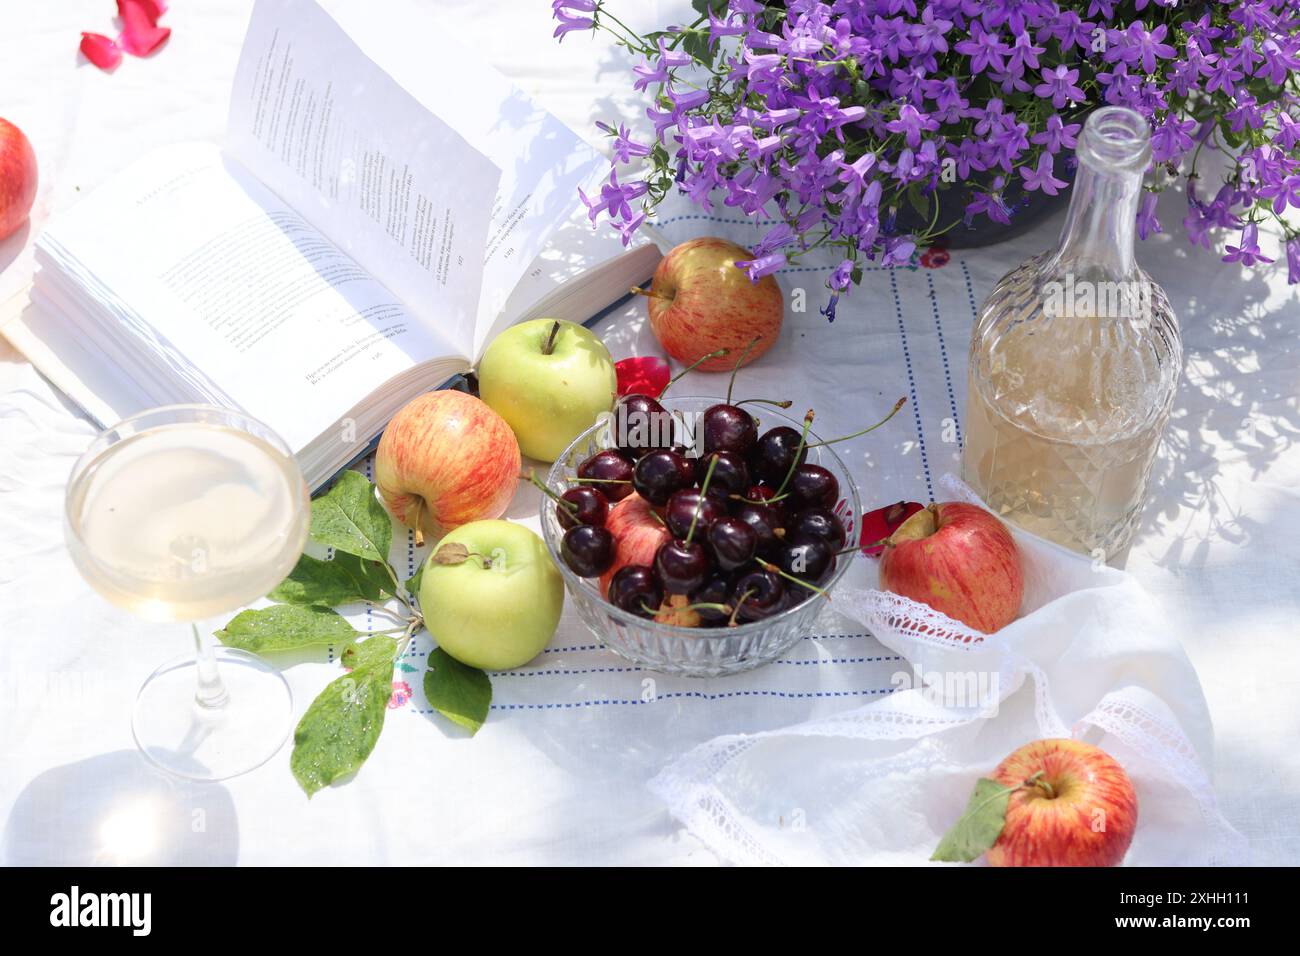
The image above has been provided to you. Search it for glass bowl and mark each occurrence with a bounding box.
[541,396,860,677]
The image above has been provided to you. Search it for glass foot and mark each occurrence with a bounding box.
[131,648,292,782]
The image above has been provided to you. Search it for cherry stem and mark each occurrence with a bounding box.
[727,589,755,627]
[774,409,815,500]
[726,335,763,405]
[652,600,732,619]
[729,492,790,505]
[734,398,792,409]
[663,348,728,396]
[541,320,561,356]
[757,558,830,599]
[806,397,908,448]
[685,455,719,547]
[524,470,578,512]
[630,285,672,301]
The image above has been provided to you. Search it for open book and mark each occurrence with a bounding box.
[2,0,659,490]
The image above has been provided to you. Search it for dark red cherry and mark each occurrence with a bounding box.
[689,575,733,625]
[788,506,847,550]
[707,516,758,571]
[752,426,808,484]
[664,489,726,539]
[703,403,758,456]
[614,394,670,459]
[577,449,634,502]
[732,501,784,554]
[775,537,833,584]
[633,449,695,506]
[699,450,750,496]
[607,565,663,619]
[728,569,785,622]
[654,539,712,594]
[557,485,608,530]
[787,464,839,510]
[561,525,615,577]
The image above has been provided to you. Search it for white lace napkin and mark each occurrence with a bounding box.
[649,475,1247,866]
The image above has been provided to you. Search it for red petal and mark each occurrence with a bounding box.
[117,0,171,56]
[859,500,925,557]
[615,356,671,398]
[80,32,123,71]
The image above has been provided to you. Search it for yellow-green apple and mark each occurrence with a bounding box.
[477,318,617,462]
[639,237,783,372]
[986,739,1138,867]
[419,520,563,670]
[878,502,1022,632]
[0,118,37,241]
[598,492,671,596]
[376,391,520,545]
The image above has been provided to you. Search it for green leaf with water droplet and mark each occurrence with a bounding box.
[215,604,357,653]
[309,470,392,563]
[291,638,399,797]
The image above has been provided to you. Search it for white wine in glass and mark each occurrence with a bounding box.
[65,405,310,781]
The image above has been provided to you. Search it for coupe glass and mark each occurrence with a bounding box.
[65,405,310,781]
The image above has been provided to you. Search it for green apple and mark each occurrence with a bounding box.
[477,318,617,462]
[418,519,564,670]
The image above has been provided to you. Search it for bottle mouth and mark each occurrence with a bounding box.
[1078,106,1152,173]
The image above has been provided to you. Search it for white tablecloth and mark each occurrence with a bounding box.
[2,0,1298,865]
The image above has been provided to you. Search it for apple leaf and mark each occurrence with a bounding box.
[291,637,399,797]
[215,604,358,654]
[406,563,425,600]
[309,470,393,563]
[432,542,470,566]
[269,552,391,606]
[931,777,1014,863]
[341,635,400,671]
[423,647,491,735]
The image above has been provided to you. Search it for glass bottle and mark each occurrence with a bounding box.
[961,106,1181,566]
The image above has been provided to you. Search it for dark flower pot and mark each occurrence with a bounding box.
[894,154,1075,249]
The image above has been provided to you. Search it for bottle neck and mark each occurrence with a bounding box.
[1044,158,1143,282]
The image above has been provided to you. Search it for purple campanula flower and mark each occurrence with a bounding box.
[1136,191,1161,240]
[1019,153,1068,196]
[1223,223,1273,267]
[1287,238,1300,285]
[1034,65,1085,109]
[551,0,596,41]
[735,252,787,281]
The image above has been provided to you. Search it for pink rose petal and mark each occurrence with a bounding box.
[117,0,171,57]
[615,355,672,398]
[80,32,123,71]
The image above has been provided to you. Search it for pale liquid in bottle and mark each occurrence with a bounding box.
[66,423,307,621]
[962,296,1172,564]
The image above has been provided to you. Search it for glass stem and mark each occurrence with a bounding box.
[191,622,229,709]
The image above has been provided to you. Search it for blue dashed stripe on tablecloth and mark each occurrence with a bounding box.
[410,685,895,714]
[927,271,963,446]
[890,269,934,500]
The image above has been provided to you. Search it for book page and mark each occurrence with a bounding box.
[38,143,461,452]
[225,0,502,355]
[323,0,607,357]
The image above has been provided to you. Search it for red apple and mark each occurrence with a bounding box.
[878,501,1022,633]
[598,492,671,596]
[0,118,38,242]
[641,237,783,372]
[987,739,1138,867]
[376,391,520,544]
